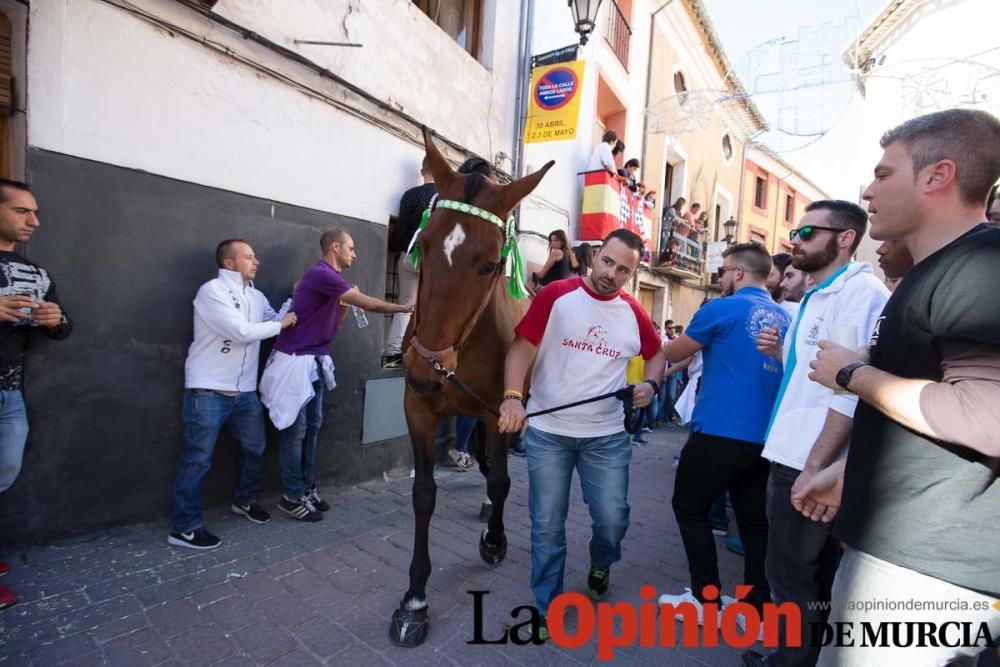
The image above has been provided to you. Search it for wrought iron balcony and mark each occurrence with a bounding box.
[604,0,632,70]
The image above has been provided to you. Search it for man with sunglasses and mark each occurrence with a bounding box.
[744,201,889,667]
[659,242,789,625]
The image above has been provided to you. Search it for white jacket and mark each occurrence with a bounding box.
[184,269,285,393]
[762,262,890,471]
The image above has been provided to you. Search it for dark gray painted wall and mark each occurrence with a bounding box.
[0,149,412,544]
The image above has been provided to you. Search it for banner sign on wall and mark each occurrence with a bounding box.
[524,60,585,144]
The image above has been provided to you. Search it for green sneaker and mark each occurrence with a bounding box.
[536,617,549,642]
[588,566,610,601]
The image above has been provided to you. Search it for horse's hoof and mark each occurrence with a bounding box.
[479,528,507,565]
[478,501,492,523]
[389,605,430,647]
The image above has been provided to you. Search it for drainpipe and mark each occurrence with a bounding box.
[640,0,676,253]
[512,0,535,183]
[640,0,675,320]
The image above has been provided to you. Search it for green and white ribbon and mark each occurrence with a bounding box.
[407,198,529,300]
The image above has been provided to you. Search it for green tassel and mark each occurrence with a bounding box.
[407,206,433,269]
[502,219,530,300]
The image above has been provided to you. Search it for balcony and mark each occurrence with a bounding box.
[657,217,706,278]
[604,0,632,70]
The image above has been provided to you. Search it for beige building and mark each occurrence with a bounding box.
[633,0,766,326]
[738,146,830,254]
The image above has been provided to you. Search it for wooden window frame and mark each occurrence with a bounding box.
[752,172,769,215]
[784,190,796,226]
[415,0,483,61]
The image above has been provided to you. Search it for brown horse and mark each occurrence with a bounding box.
[388,129,553,647]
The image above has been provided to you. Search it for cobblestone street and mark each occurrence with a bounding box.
[0,426,753,666]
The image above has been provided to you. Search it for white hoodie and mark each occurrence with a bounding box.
[762,262,890,471]
[184,269,285,393]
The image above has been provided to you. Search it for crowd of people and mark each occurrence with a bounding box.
[506,107,1000,665]
[0,107,998,667]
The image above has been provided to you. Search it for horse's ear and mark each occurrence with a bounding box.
[422,127,455,188]
[497,161,555,214]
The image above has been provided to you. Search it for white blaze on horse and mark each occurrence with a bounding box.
[388,128,553,647]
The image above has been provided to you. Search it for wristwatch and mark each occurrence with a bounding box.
[836,361,868,391]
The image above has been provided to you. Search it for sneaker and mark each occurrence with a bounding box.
[735,607,766,643]
[658,588,705,625]
[0,561,10,577]
[382,353,403,369]
[725,536,745,556]
[587,566,610,601]
[510,441,526,457]
[0,584,18,610]
[711,527,728,537]
[643,427,653,433]
[231,502,271,524]
[278,496,323,522]
[536,616,549,642]
[306,486,330,512]
[167,527,222,550]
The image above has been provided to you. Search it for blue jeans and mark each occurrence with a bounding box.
[662,373,682,422]
[526,426,632,616]
[0,390,29,494]
[455,417,477,454]
[173,389,267,533]
[278,380,324,500]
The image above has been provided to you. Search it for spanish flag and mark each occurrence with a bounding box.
[580,171,652,245]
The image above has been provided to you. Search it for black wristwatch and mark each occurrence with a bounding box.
[644,379,659,394]
[836,361,868,391]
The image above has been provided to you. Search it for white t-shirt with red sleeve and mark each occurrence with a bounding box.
[515,276,661,438]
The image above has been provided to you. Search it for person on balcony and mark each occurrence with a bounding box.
[587,130,618,175]
[618,158,641,193]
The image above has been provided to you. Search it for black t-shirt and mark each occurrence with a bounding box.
[835,223,1000,596]
[388,182,436,253]
[0,250,72,391]
[538,252,571,286]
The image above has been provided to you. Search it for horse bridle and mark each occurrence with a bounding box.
[407,198,517,375]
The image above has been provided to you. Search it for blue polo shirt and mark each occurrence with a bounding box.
[686,286,790,444]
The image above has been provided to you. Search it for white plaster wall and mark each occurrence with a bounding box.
[28,0,522,224]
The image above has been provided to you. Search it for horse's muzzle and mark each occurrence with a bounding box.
[405,369,444,398]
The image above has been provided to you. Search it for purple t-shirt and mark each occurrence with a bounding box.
[273,260,352,356]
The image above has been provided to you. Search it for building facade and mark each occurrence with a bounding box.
[1,0,531,542]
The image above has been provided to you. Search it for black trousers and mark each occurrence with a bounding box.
[672,431,771,609]
[766,463,841,667]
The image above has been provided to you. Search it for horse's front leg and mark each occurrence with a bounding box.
[389,397,438,647]
[479,424,510,565]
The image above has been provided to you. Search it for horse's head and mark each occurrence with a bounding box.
[404,128,553,397]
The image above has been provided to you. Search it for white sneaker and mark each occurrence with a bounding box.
[657,588,704,625]
[733,603,766,643]
[657,588,737,627]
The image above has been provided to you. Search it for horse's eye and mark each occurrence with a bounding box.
[478,262,499,276]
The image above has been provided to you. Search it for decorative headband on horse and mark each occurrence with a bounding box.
[405,128,555,301]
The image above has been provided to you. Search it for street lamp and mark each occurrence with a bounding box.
[568,0,604,46]
[723,217,738,244]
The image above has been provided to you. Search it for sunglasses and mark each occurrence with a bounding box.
[790,225,844,242]
[717,264,745,278]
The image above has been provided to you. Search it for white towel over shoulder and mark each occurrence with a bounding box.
[259,350,336,430]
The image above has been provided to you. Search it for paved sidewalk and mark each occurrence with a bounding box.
[0,426,754,666]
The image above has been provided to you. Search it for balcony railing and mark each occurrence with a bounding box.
[605,0,632,70]
[657,216,706,277]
